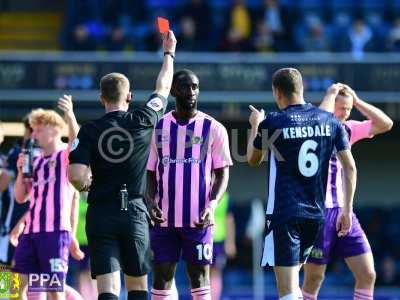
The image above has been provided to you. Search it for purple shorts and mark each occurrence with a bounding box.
[212,242,227,268]
[307,207,371,265]
[150,226,214,265]
[13,231,71,281]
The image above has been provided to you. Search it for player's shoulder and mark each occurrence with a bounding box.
[156,111,173,127]
[308,105,340,125]
[79,120,98,132]
[199,111,227,131]
[266,110,281,119]
[258,109,282,128]
[314,106,335,117]
[344,119,367,128]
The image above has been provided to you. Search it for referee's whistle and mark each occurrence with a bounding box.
[120,184,128,211]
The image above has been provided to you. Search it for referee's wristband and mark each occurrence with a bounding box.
[164,51,175,59]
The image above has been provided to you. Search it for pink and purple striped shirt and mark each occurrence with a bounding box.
[147,111,232,228]
[25,144,75,234]
[325,120,373,208]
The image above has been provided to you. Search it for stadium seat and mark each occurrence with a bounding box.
[0,12,62,50]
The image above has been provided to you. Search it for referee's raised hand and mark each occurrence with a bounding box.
[162,30,177,54]
[249,105,265,128]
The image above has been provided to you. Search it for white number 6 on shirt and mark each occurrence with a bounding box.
[298,140,319,177]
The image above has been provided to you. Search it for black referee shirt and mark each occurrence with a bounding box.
[69,93,167,205]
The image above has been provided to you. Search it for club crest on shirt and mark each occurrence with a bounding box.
[191,136,203,145]
[146,97,163,112]
[161,135,169,143]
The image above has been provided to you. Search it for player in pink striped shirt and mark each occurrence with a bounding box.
[13,96,84,300]
[146,69,232,300]
[302,84,393,300]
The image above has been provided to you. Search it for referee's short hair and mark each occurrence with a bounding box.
[272,68,303,100]
[100,73,130,103]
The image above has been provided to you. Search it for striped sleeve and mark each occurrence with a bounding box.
[146,129,159,171]
[211,121,233,169]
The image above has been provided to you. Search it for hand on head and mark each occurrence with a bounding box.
[327,83,345,96]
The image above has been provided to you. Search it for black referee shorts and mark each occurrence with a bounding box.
[261,217,323,267]
[86,200,151,279]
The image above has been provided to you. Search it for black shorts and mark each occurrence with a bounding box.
[261,217,323,267]
[86,200,151,279]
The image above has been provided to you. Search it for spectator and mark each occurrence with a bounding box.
[63,0,106,50]
[103,0,150,51]
[177,16,197,51]
[253,21,274,52]
[387,18,400,51]
[347,18,374,59]
[377,255,400,286]
[101,0,125,51]
[0,118,34,266]
[220,0,252,52]
[181,0,212,50]
[261,0,293,51]
[145,23,163,52]
[302,15,330,51]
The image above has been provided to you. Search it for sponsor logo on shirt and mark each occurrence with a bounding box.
[161,156,201,165]
[146,97,163,112]
[191,136,203,145]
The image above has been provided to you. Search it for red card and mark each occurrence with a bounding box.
[157,17,170,34]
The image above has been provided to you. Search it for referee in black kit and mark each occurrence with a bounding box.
[68,30,176,300]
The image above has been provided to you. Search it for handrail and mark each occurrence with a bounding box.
[1,51,400,64]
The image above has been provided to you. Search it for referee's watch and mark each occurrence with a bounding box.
[164,51,175,59]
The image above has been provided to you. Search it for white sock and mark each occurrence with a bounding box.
[280,292,302,300]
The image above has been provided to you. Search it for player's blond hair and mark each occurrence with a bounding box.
[338,87,352,98]
[29,109,66,131]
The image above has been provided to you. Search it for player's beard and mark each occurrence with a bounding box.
[177,97,197,113]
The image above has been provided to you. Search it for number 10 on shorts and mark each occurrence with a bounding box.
[196,243,212,261]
